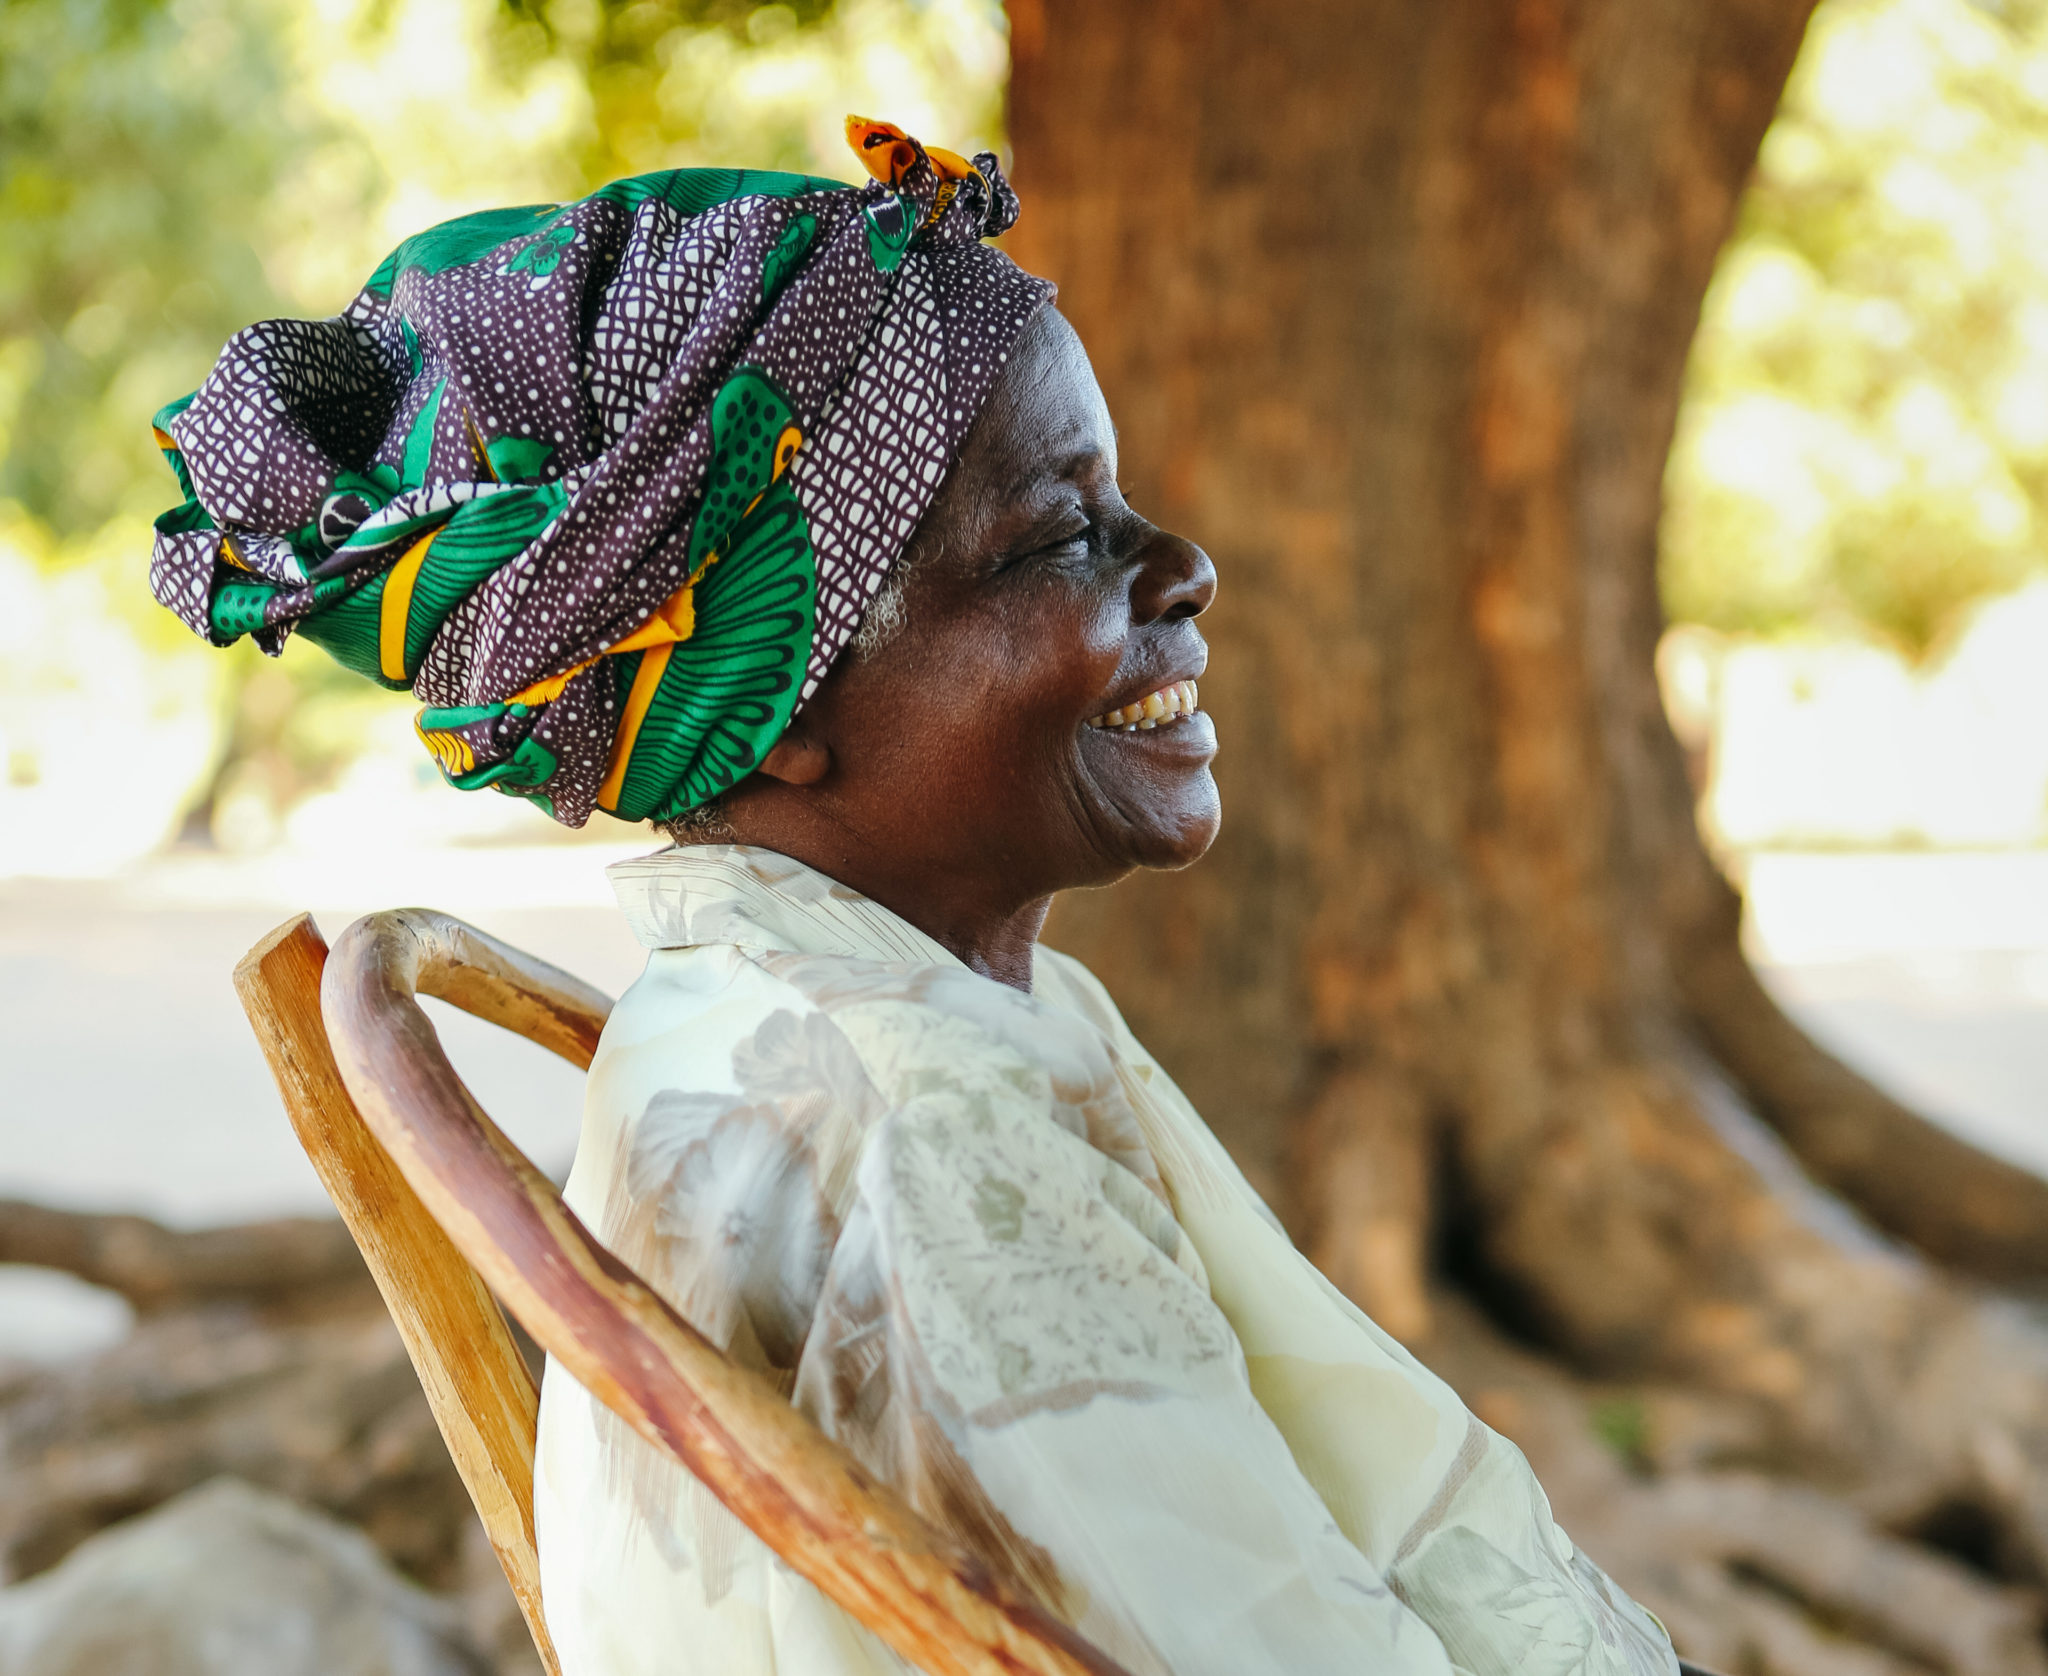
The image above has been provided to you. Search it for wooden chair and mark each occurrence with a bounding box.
[234,907,1722,1676]
[234,908,1124,1676]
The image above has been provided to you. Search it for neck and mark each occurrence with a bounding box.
[904,893,1050,990]
[699,808,1054,991]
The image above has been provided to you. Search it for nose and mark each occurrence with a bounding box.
[1130,527,1217,626]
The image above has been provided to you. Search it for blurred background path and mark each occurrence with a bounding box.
[5,838,2045,1362]
[0,842,649,1360]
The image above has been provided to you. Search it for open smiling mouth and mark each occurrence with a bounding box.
[1083,679,1200,732]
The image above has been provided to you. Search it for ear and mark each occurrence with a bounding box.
[757,727,831,787]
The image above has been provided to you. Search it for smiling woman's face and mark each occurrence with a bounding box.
[717,305,1219,963]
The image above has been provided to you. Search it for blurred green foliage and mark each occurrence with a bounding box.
[0,0,311,539]
[1665,0,2048,657]
[1588,1394,1653,1476]
[503,0,1005,197]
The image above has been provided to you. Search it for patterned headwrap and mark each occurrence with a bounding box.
[148,119,1054,825]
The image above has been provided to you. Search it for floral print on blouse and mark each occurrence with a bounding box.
[533,845,1676,1676]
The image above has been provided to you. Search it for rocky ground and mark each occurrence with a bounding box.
[0,1218,541,1674]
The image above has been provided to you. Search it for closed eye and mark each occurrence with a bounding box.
[1009,522,1091,566]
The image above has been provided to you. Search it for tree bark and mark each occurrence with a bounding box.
[1007,0,2048,1623]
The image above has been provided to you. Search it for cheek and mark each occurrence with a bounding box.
[987,597,1123,747]
[845,578,1129,845]
[921,602,1112,803]
[1016,582,1126,694]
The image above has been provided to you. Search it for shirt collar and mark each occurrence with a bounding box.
[606,844,964,969]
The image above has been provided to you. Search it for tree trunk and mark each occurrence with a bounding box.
[1010,0,2048,1658]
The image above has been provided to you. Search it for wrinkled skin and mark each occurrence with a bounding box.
[712,306,1220,989]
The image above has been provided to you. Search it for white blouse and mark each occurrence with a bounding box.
[534,845,1675,1676]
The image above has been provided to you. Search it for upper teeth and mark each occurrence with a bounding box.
[1085,679,1200,731]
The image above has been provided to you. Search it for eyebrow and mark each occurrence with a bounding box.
[996,444,1110,509]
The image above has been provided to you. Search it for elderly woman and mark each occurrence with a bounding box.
[151,123,1678,1676]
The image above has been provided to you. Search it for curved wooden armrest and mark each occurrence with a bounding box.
[318,908,1127,1676]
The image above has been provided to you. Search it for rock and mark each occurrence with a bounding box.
[0,1300,469,1588]
[0,1477,488,1676]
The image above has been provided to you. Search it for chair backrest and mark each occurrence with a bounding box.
[235,909,1129,1676]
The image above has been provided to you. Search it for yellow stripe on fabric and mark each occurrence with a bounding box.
[608,583,696,655]
[507,661,589,709]
[597,642,673,813]
[506,582,697,709]
[413,712,475,776]
[378,528,440,683]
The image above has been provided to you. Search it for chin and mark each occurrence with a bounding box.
[1075,710,1221,873]
[1124,775,1222,872]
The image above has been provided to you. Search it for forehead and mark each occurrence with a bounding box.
[969,307,1117,501]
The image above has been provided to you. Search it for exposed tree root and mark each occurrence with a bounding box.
[1426,1294,2048,1676]
[1291,1029,2048,1672]
[0,1291,462,1586]
[16,1149,2048,1676]
[1667,866,2048,1285]
[0,1199,371,1316]
[1295,1066,1439,1344]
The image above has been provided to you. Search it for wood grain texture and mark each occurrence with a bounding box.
[234,915,562,1676]
[320,908,1130,1676]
